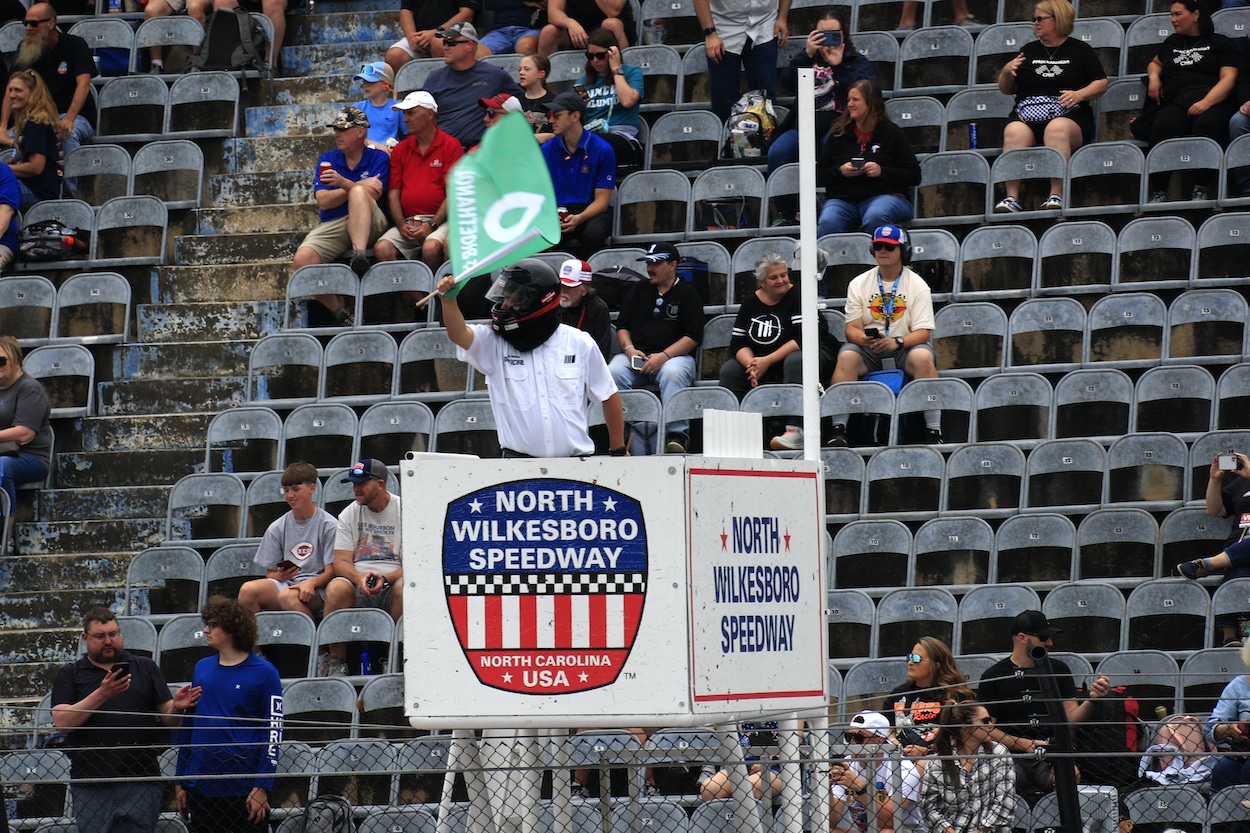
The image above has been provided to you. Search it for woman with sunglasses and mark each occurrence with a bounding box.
[815,79,920,236]
[574,28,643,176]
[921,701,1016,833]
[883,637,974,754]
[0,335,52,555]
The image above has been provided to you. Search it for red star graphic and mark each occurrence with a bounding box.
[783,528,791,551]
[720,527,728,550]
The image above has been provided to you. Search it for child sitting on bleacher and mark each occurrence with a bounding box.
[353,61,404,154]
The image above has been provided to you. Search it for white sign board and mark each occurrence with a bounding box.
[402,454,826,728]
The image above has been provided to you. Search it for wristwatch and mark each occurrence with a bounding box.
[703,25,717,35]
[894,336,905,348]
[427,220,439,231]
[612,68,624,77]
[609,446,627,456]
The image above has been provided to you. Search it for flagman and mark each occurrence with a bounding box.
[437,261,627,458]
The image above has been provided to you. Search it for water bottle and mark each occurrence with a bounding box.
[893,700,913,729]
[107,0,121,13]
[968,122,978,149]
[875,781,887,802]
[643,18,665,44]
[359,643,372,676]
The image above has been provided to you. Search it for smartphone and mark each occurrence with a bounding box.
[1220,454,1244,471]
[276,560,297,571]
[864,327,881,339]
[573,83,588,97]
[822,29,843,47]
[630,354,646,371]
[112,661,130,677]
[851,157,866,169]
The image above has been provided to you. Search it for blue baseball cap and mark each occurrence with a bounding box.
[354,61,394,85]
[872,225,909,246]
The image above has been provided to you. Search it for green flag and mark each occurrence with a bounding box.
[443,111,561,297]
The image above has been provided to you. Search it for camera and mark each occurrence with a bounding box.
[1219,454,1244,471]
[630,354,646,371]
[822,29,842,47]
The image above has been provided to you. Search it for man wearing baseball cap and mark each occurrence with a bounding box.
[321,458,402,674]
[352,61,402,153]
[975,610,1112,801]
[610,242,704,454]
[423,22,523,148]
[540,90,615,259]
[828,711,922,833]
[374,91,463,275]
[291,106,391,323]
[823,224,940,448]
[383,0,481,71]
[478,92,524,132]
[557,258,611,359]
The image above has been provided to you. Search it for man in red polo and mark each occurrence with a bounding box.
[373,90,464,273]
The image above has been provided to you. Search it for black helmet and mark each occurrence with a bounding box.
[488,258,561,337]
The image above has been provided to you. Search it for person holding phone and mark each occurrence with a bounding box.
[1176,450,1250,643]
[1204,641,1250,790]
[815,79,920,236]
[766,10,874,226]
[52,608,199,833]
[574,28,644,178]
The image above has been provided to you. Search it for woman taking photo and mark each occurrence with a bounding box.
[1140,0,1238,202]
[883,637,974,746]
[5,70,65,210]
[575,27,643,174]
[994,0,1107,213]
[0,335,52,555]
[921,701,1016,833]
[815,79,920,236]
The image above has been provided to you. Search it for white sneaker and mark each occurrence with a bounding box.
[317,654,348,677]
[769,425,804,450]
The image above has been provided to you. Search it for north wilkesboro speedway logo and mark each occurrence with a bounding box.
[443,479,648,694]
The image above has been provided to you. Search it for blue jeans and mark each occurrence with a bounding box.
[706,37,779,122]
[0,451,47,515]
[1230,110,1250,196]
[766,129,831,219]
[1212,754,1250,792]
[60,114,94,197]
[608,352,696,451]
[817,193,914,236]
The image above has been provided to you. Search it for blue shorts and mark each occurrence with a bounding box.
[479,25,540,54]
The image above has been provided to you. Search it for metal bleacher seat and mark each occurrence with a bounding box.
[132,16,203,74]
[545,48,584,94]
[358,400,433,466]
[51,271,131,346]
[1115,216,1196,292]
[1042,581,1126,657]
[0,749,71,829]
[203,542,263,601]
[248,332,323,407]
[646,110,722,171]
[357,261,435,332]
[285,264,359,333]
[16,200,96,272]
[61,143,130,204]
[321,331,398,407]
[131,140,204,209]
[1121,13,1172,77]
[886,96,946,156]
[908,228,960,303]
[1110,430,1185,510]
[68,18,135,78]
[23,344,95,419]
[255,610,317,679]
[0,19,24,53]
[96,76,168,143]
[357,674,419,740]
[821,446,866,523]
[1195,211,1250,286]
[894,377,974,445]
[154,613,215,683]
[1024,438,1106,513]
[93,196,166,267]
[394,57,443,95]
[1190,430,1250,500]
[826,588,877,669]
[245,471,292,537]
[677,240,733,314]
[956,584,1041,655]
[973,371,1052,446]
[1071,16,1125,78]
[1007,298,1087,374]
[431,398,501,457]
[1077,507,1160,584]
[914,151,991,227]
[1066,141,1145,216]
[1098,653,1182,719]
[821,380,897,452]
[853,31,899,96]
[957,223,1037,301]
[1182,647,1243,714]
[206,406,283,478]
[993,512,1077,587]
[125,545,204,624]
[1216,364,1250,430]
[970,22,1034,86]
[1142,137,1223,210]
[613,169,692,245]
[689,167,765,241]
[1084,292,1168,369]
[1220,136,1250,209]
[1034,220,1116,297]
[1208,579,1250,650]
[1124,579,1210,655]
[1053,367,1134,441]
[623,44,681,114]
[165,472,248,549]
[911,515,994,592]
[313,739,399,809]
[863,446,945,521]
[931,303,1007,379]
[842,658,908,713]
[396,328,471,403]
[314,608,394,682]
[831,519,912,595]
[988,147,1068,219]
[282,403,358,474]
[1208,785,1250,833]
[166,72,240,138]
[875,587,957,659]
[0,275,56,347]
[895,27,974,96]
[814,232,873,303]
[321,467,399,517]
[761,162,802,234]
[1097,77,1149,144]
[943,442,1025,519]
[283,677,359,743]
[1166,288,1248,368]
[944,87,1014,157]
[1132,365,1214,442]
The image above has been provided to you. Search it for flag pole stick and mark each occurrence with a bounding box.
[414,227,550,309]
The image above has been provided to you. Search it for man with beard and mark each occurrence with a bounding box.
[437,259,626,458]
[2,3,95,159]
[52,608,200,833]
[556,258,611,360]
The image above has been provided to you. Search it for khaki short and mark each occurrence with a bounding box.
[297,203,389,262]
[377,222,449,259]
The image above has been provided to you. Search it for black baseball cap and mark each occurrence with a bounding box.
[637,242,680,263]
[1012,609,1061,637]
[343,458,387,483]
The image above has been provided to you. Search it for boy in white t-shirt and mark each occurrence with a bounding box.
[353,61,404,153]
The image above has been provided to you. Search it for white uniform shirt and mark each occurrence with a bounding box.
[457,323,618,458]
[708,0,782,56]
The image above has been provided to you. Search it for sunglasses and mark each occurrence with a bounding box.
[22,17,51,26]
[872,242,899,252]
[486,109,499,117]
[0,356,7,367]
[845,732,876,743]
[586,50,609,59]
[1032,15,1053,20]
[905,652,924,663]
[442,38,470,46]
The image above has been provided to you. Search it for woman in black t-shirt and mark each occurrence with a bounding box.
[994,0,1107,213]
[5,70,64,211]
[1177,451,1250,643]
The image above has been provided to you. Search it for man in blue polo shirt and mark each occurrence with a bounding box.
[539,90,615,260]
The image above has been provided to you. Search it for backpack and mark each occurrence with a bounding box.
[19,220,88,262]
[187,7,269,82]
[300,795,353,833]
[721,90,777,159]
[1072,684,1143,789]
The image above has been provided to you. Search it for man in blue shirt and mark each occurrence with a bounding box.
[291,106,391,323]
[539,90,615,260]
[423,23,523,149]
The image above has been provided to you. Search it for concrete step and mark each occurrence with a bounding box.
[286,11,397,48]
[244,101,357,140]
[114,341,251,382]
[0,553,134,592]
[281,41,394,79]
[270,75,368,107]
[97,377,248,416]
[0,661,61,701]
[0,628,80,665]
[218,135,333,175]
[207,171,311,207]
[81,413,213,453]
[135,301,282,344]
[37,486,173,522]
[18,518,166,555]
[56,448,208,488]
[174,231,305,265]
[194,203,319,236]
[0,588,127,630]
[155,262,291,304]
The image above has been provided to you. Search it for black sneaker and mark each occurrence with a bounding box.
[349,251,371,277]
[824,423,848,448]
[925,427,944,444]
[665,433,688,454]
